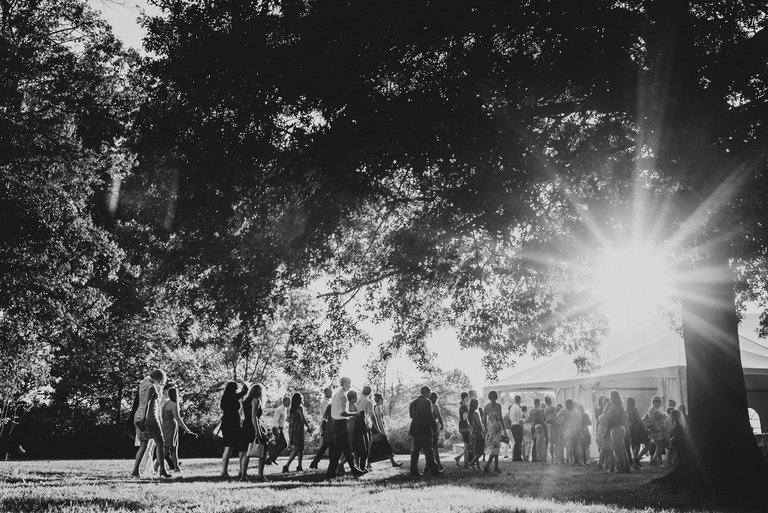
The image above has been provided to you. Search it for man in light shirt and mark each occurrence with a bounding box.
[356,385,375,470]
[509,395,524,462]
[309,387,333,469]
[327,377,366,478]
[269,396,290,464]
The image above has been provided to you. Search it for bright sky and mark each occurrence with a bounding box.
[90,1,160,51]
[337,323,495,391]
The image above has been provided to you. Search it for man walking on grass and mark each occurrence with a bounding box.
[357,385,375,470]
[409,386,443,477]
[327,377,366,479]
[309,386,333,469]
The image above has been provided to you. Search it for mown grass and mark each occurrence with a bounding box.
[0,455,757,513]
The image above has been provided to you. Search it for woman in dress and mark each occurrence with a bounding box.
[219,381,248,477]
[483,391,505,473]
[626,397,650,469]
[371,393,403,467]
[577,404,592,464]
[603,390,630,473]
[346,390,371,471]
[644,395,669,467]
[145,387,169,478]
[161,386,196,472]
[562,399,582,465]
[239,383,268,481]
[283,392,312,472]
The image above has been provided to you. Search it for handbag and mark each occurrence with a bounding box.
[501,434,510,445]
[247,442,265,458]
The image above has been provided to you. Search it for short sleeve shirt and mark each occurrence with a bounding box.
[331,388,349,420]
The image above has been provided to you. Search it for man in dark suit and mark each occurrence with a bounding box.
[409,386,443,476]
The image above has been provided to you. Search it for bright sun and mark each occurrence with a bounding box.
[592,245,674,327]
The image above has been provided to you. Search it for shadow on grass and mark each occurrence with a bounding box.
[229,507,291,513]
[0,497,145,512]
[359,466,739,513]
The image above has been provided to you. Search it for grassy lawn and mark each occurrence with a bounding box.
[0,455,755,513]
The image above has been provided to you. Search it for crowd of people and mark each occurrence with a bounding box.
[216,376,406,480]
[129,369,688,479]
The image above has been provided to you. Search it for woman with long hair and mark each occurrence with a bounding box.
[626,397,650,469]
[577,404,592,464]
[646,395,670,467]
[562,399,583,465]
[161,386,197,472]
[371,393,403,467]
[283,392,312,472]
[219,381,248,477]
[240,383,268,481]
[604,390,630,473]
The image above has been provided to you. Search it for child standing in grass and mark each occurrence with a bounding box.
[534,424,547,463]
[522,405,533,461]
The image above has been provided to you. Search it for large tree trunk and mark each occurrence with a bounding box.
[655,254,768,502]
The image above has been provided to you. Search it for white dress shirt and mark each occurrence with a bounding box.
[272,405,287,429]
[509,403,524,424]
[331,388,350,420]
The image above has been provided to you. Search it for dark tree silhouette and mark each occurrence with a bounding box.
[139,0,768,497]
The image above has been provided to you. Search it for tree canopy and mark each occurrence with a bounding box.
[2,0,768,493]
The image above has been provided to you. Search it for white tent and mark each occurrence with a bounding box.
[484,321,768,432]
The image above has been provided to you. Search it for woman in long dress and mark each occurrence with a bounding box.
[604,390,630,473]
[644,395,669,467]
[346,390,371,471]
[144,386,169,478]
[283,392,312,472]
[371,393,403,467]
[562,399,582,465]
[577,404,592,464]
[161,387,196,472]
[219,381,248,477]
[240,383,268,481]
[483,391,505,473]
[626,397,650,469]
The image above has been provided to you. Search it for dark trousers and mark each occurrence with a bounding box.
[410,435,438,474]
[327,420,357,477]
[311,440,331,466]
[269,427,287,461]
[359,431,371,469]
[511,424,524,461]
